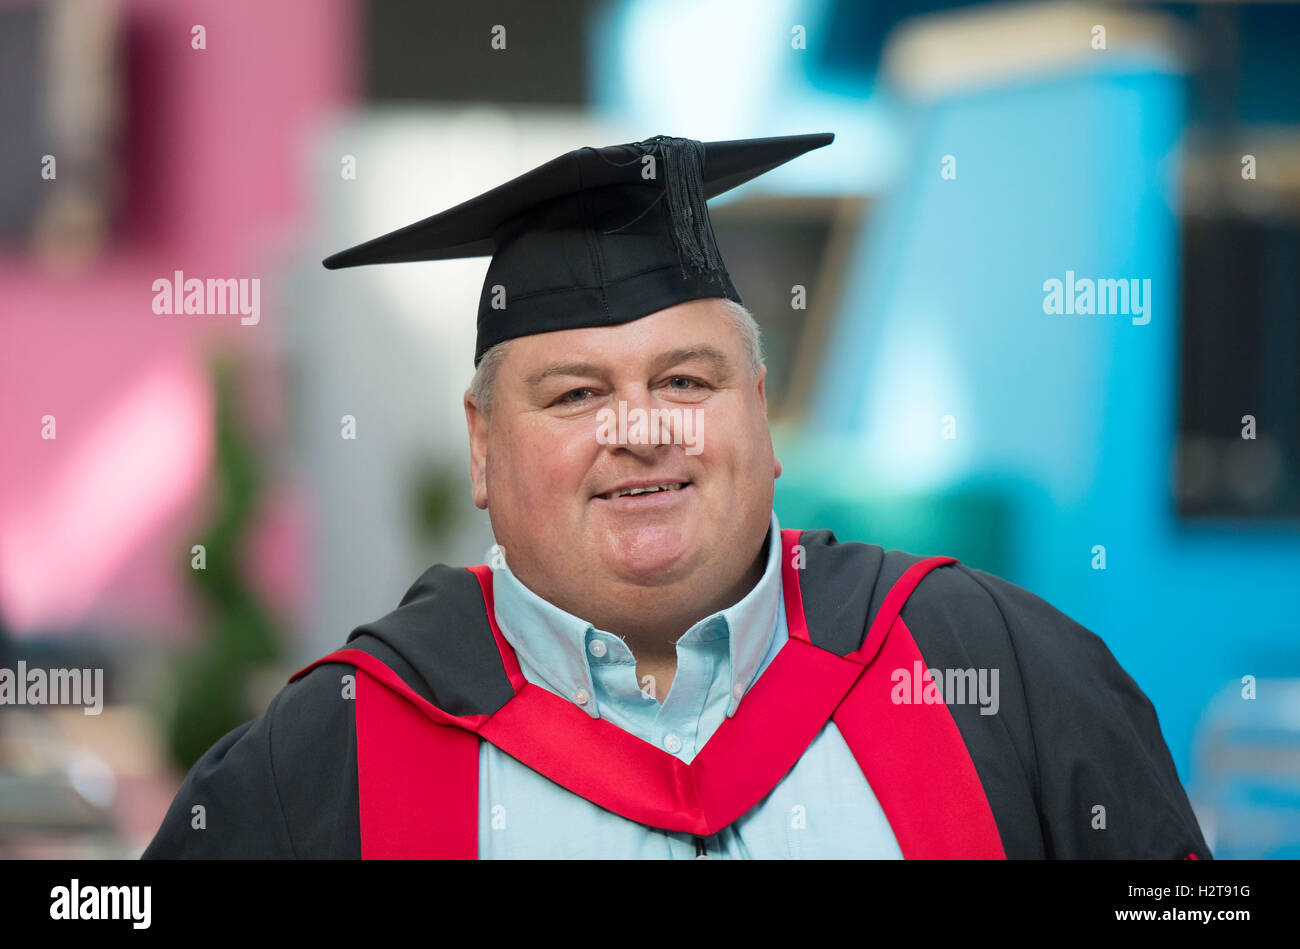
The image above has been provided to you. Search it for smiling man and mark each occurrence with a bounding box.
[465,298,776,702]
[144,134,1210,859]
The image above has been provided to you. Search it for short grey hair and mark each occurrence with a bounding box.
[466,298,763,414]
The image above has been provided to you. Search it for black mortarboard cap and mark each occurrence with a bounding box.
[322,132,834,366]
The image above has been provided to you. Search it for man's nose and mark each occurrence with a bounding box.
[601,386,673,455]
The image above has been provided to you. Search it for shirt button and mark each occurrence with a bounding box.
[732,683,745,700]
[663,732,682,754]
[574,688,590,706]
[588,639,607,658]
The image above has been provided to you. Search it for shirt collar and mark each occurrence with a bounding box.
[489,510,784,720]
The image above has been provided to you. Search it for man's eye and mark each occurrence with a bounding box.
[665,376,707,391]
[559,387,594,403]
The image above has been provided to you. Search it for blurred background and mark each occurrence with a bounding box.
[0,0,1297,858]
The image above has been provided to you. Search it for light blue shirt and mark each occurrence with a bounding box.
[478,510,903,858]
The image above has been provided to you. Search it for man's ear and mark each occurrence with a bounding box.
[756,364,782,479]
[464,393,489,510]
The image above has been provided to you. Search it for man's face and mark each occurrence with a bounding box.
[465,298,780,614]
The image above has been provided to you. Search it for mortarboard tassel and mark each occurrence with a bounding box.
[648,135,728,283]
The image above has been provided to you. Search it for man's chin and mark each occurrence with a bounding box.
[599,526,695,586]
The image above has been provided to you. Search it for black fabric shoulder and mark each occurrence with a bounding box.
[796,529,886,655]
[797,531,959,658]
[141,694,295,858]
[343,563,515,717]
[142,662,361,859]
[959,566,1212,858]
[143,561,509,858]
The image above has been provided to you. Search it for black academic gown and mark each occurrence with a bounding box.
[142,529,1211,859]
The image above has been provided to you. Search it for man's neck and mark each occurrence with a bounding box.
[595,534,770,703]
